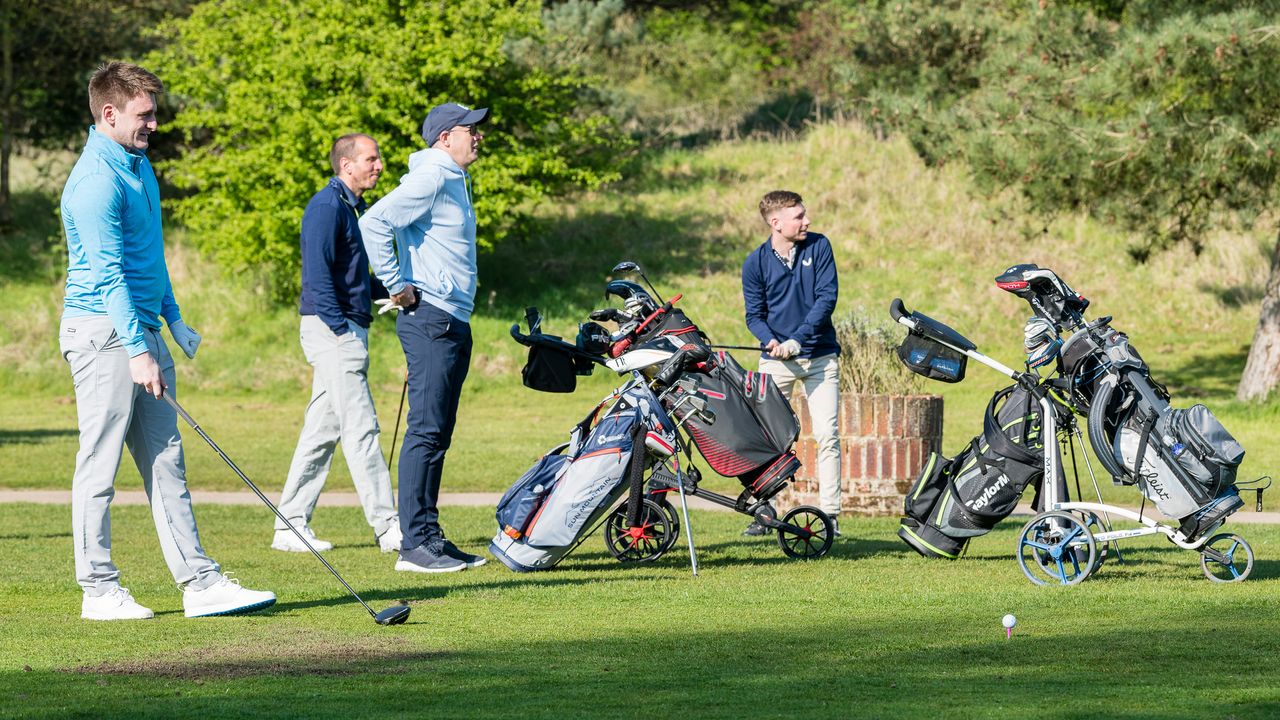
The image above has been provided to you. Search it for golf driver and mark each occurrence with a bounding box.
[611,260,665,303]
[162,393,410,626]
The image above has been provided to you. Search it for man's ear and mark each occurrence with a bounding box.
[100,103,116,127]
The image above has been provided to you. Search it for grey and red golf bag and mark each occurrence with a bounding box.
[489,383,678,572]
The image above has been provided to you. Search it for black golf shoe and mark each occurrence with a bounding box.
[742,519,772,537]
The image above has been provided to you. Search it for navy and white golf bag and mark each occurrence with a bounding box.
[489,383,678,572]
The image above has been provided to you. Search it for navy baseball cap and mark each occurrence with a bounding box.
[421,103,490,146]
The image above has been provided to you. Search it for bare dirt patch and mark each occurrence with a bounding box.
[65,635,444,680]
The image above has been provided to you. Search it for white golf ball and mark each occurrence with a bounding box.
[1002,614,1017,629]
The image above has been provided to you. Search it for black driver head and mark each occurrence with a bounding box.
[374,604,411,626]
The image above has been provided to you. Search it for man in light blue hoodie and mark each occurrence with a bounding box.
[360,102,490,573]
[59,62,275,619]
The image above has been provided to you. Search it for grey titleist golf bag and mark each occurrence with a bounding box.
[899,383,1068,559]
[1002,263,1246,540]
[489,382,678,572]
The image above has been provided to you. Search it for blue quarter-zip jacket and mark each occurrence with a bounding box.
[298,177,373,334]
[61,126,181,358]
[359,147,478,322]
[742,232,840,359]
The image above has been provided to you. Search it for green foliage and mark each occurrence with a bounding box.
[146,0,628,301]
[786,1,1280,256]
[950,9,1280,257]
[834,308,922,396]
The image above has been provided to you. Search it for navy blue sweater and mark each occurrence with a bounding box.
[742,232,840,359]
[299,177,373,334]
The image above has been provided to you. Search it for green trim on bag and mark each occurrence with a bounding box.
[911,453,939,501]
[901,525,959,559]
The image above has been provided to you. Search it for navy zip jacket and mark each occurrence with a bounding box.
[742,232,840,359]
[299,177,373,334]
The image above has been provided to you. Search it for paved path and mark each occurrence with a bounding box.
[2,490,1278,523]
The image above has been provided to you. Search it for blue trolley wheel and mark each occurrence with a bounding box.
[1017,511,1098,586]
[1200,533,1253,583]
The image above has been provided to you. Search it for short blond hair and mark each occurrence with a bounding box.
[88,62,163,123]
[759,190,803,223]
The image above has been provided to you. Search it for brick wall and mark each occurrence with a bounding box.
[776,393,944,517]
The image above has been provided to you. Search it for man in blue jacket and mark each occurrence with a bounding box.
[741,190,843,536]
[59,62,275,619]
[360,102,490,573]
[273,134,402,555]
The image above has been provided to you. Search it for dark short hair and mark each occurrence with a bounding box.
[759,190,804,223]
[330,133,376,174]
[88,62,163,123]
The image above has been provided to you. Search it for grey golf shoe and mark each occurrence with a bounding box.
[441,540,487,568]
[395,543,467,573]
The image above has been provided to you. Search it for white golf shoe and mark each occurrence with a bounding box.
[183,575,276,618]
[377,522,403,553]
[81,587,154,621]
[271,523,333,553]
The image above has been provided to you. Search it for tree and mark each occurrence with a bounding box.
[940,9,1280,401]
[0,1,191,228]
[785,1,1280,400]
[146,0,628,301]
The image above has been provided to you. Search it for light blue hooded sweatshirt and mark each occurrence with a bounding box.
[61,126,182,358]
[359,147,477,322]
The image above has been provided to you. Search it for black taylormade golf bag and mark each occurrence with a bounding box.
[899,383,1068,559]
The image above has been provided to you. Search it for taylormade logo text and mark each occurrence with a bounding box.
[966,474,1011,511]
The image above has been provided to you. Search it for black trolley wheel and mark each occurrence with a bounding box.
[776,505,834,559]
[604,497,678,563]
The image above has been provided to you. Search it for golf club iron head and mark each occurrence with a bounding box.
[375,604,411,626]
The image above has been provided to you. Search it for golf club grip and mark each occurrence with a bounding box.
[161,393,378,617]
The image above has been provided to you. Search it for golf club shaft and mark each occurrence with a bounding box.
[710,344,764,352]
[162,393,379,619]
[387,374,408,469]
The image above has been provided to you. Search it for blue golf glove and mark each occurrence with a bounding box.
[169,320,202,359]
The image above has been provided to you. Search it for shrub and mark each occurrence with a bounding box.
[834,308,923,395]
[146,0,628,302]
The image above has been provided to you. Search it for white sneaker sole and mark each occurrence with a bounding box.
[184,597,277,618]
[271,541,333,553]
[81,611,154,621]
[394,560,467,574]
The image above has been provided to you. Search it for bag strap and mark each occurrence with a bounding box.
[982,387,1039,465]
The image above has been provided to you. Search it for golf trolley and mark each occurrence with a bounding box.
[490,262,834,574]
[890,264,1263,585]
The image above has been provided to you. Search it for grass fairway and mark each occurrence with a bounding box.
[2,503,1278,719]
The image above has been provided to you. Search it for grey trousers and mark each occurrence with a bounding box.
[59,315,221,595]
[275,316,397,535]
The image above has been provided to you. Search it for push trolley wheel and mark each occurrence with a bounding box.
[1017,511,1098,586]
[776,506,834,560]
[604,498,677,563]
[1200,533,1254,583]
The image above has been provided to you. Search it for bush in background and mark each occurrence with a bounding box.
[147,0,629,302]
[834,308,922,396]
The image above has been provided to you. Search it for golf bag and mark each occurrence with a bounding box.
[1060,321,1246,536]
[899,383,1067,559]
[489,383,678,572]
[674,351,802,502]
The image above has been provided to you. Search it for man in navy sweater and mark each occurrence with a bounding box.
[741,190,843,536]
[273,134,402,554]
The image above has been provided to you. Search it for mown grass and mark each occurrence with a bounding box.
[2,503,1279,719]
[3,121,1277,499]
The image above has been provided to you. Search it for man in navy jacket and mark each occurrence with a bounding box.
[741,190,843,535]
[274,134,402,554]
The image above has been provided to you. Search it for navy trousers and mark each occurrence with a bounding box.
[395,300,472,551]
